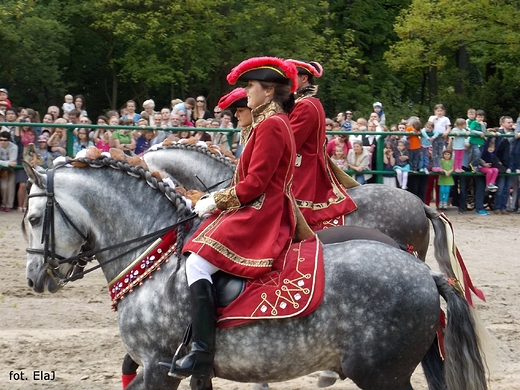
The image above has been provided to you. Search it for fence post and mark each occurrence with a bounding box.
[375,135,385,184]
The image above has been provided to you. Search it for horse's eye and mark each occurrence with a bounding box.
[29,217,41,226]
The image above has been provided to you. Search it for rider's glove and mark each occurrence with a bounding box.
[194,193,217,217]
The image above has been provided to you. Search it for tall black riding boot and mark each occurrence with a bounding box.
[168,279,216,380]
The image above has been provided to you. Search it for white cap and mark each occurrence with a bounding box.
[373,101,383,108]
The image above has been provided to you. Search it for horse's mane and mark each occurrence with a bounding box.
[148,143,237,171]
[64,156,193,221]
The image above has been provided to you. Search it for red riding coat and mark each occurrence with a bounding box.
[289,88,358,230]
[183,102,297,279]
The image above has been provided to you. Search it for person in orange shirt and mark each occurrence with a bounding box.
[406,118,422,172]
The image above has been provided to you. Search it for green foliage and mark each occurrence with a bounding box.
[0,0,518,124]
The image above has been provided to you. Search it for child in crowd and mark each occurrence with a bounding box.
[382,142,396,187]
[112,120,136,156]
[47,118,68,157]
[62,94,75,115]
[438,150,454,210]
[35,135,51,167]
[428,104,451,172]
[468,109,487,172]
[406,119,422,172]
[331,144,348,170]
[373,102,386,125]
[419,121,433,174]
[393,140,410,190]
[96,130,112,153]
[480,137,499,192]
[466,108,476,128]
[451,118,469,172]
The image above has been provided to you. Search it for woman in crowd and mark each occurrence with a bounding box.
[347,140,370,184]
[13,116,37,211]
[192,95,212,122]
[74,94,88,117]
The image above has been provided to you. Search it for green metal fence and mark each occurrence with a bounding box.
[1,122,518,183]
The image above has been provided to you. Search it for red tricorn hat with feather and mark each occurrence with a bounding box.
[286,59,323,78]
[226,57,298,93]
[218,88,248,110]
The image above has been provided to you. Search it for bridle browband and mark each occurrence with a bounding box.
[26,167,196,287]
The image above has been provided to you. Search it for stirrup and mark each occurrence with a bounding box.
[158,322,192,375]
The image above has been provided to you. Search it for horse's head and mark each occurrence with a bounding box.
[23,162,90,293]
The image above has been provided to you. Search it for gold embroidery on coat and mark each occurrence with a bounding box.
[193,213,274,268]
[214,187,241,210]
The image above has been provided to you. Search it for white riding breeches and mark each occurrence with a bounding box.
[186,253,220,286]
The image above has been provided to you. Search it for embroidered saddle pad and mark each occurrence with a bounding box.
[217,235,324,328]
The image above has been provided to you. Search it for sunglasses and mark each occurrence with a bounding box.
[346,112,353,115]
[197,100,205,103]
[0,139,8,141]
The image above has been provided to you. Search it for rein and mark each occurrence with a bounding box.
[26,166,196,287]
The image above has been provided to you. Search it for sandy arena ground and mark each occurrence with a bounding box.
[0,208,519,389]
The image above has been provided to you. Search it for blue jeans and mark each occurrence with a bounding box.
[470,144,482,169]
[408,149,420,171]
[355,174,365,185]
[495,175,513,211]
[511,139,520,171]
[439,185,451,203]
[474,176,486,212]
[419,147,430,170]
[431,138,445,169]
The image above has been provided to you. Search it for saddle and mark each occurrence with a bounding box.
[212,225,401,309]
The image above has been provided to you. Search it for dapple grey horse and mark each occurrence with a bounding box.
[22,157,487,390]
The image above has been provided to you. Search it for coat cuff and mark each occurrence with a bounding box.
[214,187,241,210]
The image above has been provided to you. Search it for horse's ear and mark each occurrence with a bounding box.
[23,161,47,189]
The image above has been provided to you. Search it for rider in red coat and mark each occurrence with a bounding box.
[287,60,359,231]
[162,57,304,382]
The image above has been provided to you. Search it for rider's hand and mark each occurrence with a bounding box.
[194,193,217,217]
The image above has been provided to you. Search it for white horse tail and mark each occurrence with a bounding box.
[431,271,488,390]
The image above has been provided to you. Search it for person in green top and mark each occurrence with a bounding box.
[112,119,136,156]
[438,149,454,210]
[468,109,487,172]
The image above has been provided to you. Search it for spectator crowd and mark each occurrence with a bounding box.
[1,88,519,215]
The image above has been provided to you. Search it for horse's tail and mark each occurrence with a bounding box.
[423,204,456,278]
[424,204,486,306]
[430,271,488,390]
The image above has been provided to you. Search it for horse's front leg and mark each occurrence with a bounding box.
[141,364,182,390]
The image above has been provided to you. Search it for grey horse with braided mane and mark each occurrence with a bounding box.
[22,157,487,390]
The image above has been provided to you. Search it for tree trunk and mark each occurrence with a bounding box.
[428,66,438,107]
[455,43,468,94]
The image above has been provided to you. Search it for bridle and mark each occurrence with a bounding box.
[26,168,196,288]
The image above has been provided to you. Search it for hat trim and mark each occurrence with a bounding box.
[227,57,298,92]
[287,60,323,78]
[218,88,248,110]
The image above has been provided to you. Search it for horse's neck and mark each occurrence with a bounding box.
[65,168,183,284]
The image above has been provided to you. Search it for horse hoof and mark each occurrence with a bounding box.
[317,371,339,388]
[251,383,270,390]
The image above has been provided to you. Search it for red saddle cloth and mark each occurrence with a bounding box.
[217,235,325,328]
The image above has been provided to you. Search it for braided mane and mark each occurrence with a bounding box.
[65,155,193,221]
[149,143,237,171]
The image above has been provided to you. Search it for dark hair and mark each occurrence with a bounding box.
[97,115,108,123]
[68,108,81,118]
[185,97,196,107]
[412,120,422,131]
[220,110,232,119]
[0,130,10,141]
[476,109,485,117]
[258,81,295,113]
[74,94,86,110]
